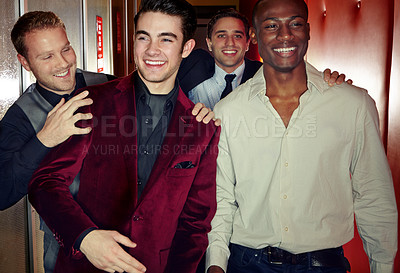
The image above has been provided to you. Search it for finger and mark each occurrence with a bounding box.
[111,266,125,273]
[346,79,353,85]
[192,103,205,116]
[48,98,66,116]
[112,232,137,248]
[323,68,331,82]
[117,256,147,273]
[335,73,346,85]
[111,248,146,273]
[213,118,221,127]
[72,127,92,136]
[64,97,94,112]
[72,112,93,123]
[201,109,215,124]
[328,71,339,86]
[69,90,90,101]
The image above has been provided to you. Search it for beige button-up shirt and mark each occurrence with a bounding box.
[207,62,397,273]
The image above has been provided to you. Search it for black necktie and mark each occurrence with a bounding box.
[220,74,236,99]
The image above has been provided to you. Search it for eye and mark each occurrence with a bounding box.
[62,47,71,53]
[216,34,226,38]
[137,35,149,41]
[264,23,278,30]
[234,34,244,39]
[290,20,305,29]
[42,55,52,60]
[161,38,173,43]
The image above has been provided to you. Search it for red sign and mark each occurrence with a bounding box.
[116,12,122,54]
[96,16,104,72]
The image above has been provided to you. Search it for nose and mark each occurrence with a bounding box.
[146,40,161,56]
[277,25,294,41]
[225,35,235,46]
[55,54,69,68]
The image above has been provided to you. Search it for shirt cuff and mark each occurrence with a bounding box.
[370,260,395,273]
[73,227,98,250]
[206,245,230,273]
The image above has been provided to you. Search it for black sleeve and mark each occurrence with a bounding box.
[0,104,50,210]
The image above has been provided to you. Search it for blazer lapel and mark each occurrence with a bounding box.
[112,75,139,204]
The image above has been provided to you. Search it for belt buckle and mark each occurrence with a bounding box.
[267,247,283,265]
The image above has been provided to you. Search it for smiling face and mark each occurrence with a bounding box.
[17,27,77,95]
[134,11,194,94]
[252,0,310,73]
[206,17,250,73]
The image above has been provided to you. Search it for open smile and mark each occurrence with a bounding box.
[54,69,70,77]
[222,49,238,55]
[273,47,297,57]
[145,60,166,66]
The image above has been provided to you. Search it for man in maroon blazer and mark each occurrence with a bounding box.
[28,0,219,272]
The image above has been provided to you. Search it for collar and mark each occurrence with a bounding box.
[248,61,330,101]
[133,71,179,110]
[214,61,246,85]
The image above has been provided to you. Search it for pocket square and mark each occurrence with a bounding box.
[173,161,195,169]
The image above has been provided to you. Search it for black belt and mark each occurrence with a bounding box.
[263,246,351,271]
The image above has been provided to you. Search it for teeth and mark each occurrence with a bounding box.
[223,50,236,54]
[55,70,68,77]
[274,47,296,53]
[145,60,166,65]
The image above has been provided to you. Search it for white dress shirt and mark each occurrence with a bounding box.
[188,62,245,109]
[206,62,397,273]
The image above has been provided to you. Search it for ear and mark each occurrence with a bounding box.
[17,54,32,72]
[306,22,310,41]
[206,37,213,52]
[250,27,258,45]
[182,38,196,58]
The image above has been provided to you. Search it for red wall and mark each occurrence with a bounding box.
[240,0,400,272]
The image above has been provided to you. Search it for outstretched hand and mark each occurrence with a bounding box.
[37,90,93,148]
[80,229,146,273]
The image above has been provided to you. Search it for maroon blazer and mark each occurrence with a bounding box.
[28,74,220,273]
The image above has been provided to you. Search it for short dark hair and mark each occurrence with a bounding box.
[134,0,197,44]
[11,11,66,58]
[207,8,250,41]
[252,0,308,28]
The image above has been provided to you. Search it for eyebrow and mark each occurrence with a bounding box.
[214,30,245,35]
[135,30,178,39]
[263,15,304,22]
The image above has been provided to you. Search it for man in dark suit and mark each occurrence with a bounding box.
[28,0,219,272]
[178,9,262,109]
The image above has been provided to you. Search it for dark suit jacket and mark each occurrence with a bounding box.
[178,48,263,96]
[28,74,220,273]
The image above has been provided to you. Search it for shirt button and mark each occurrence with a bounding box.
[285,162,288,167]
[143,150,149,155]
[283,194,287,199]
[144,118,150,124]
[137,180,142,185]
[284,227,289,232]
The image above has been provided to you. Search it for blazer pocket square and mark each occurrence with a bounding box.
[173,161,195,169]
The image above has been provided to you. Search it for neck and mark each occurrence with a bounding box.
[263,61,307,97]
[139,73,176,95]
[216,59,245,74]
[38,82,75,96]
